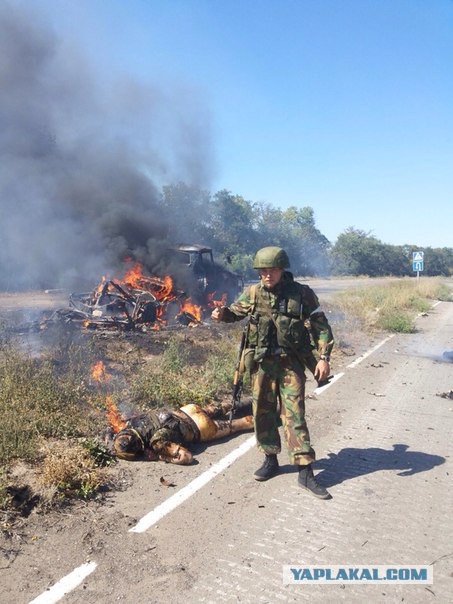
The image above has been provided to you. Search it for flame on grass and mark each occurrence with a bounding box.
[91,360,110,383]
[105,394,126,433]
[90,360,125,432]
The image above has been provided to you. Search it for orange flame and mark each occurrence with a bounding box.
[91,360,110,383]
[90,275,107,302]
[122,262,144,288]
[179,298,202,322]
[123,262,174,300]
[105,394,126,433]
[90,361,125,432]
[85,259,231,330]
[207,292,228,308]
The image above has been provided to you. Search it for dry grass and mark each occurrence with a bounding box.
[333,277,452,333]
[0,322,243,511]
[37,439,111,503]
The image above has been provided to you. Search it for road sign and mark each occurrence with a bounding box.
[413,261,424,272]
[413,251,424,262]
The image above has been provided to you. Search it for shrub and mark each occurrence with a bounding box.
[38,439,110,501]
[377,310,415,333]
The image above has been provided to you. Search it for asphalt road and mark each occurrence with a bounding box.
[15,297,452,604]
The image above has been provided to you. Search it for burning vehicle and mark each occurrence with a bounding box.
[169,244,243,306]
[68,264,189,329]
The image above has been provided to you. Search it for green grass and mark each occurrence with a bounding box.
[131,330,240,408]
[0,332,107,508]
[377,310,416,334]
[333,277,452,334]
[0,323,244,509]
[0,349,103,464]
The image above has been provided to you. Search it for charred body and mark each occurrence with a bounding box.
[110,399,253,464]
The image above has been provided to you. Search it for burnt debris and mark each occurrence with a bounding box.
[14,276,205,333]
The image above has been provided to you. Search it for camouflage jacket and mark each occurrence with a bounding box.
[221,272,334,361]
[122,408,199,451]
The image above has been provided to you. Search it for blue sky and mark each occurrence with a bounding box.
[32,0,453,248]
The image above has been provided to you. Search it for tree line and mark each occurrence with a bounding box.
[163,183,453,278]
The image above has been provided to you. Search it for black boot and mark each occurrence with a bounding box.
[298,465,331,499]
[254,454,279,481]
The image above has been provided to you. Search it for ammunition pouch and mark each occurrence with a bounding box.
[275,316,311,349]
[248,316,312,360]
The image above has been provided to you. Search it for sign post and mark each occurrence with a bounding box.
[412,251,424,281]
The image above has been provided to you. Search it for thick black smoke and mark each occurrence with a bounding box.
[0,2,213,291]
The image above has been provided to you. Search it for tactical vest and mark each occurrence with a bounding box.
[126,409,199,450]
[247,280,313,360]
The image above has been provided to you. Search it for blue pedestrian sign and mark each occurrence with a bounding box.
[412,251,424,274]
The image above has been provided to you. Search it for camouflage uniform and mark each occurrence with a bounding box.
[112,401,253,463]
[119,407,200,455]
[219,271,334,466]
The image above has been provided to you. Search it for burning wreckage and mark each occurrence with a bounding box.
[67,265,203,329]
[38,255,241,331]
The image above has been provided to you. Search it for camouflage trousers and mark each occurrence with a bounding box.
[251,355,315,466]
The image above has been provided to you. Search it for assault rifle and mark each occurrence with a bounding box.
[228,320,250,423]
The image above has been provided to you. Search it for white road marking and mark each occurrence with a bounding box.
[129,435,256,533]
[28,561,97,604]
[346,335,395,368]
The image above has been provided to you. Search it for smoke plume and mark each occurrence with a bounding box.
[0,2,213,290]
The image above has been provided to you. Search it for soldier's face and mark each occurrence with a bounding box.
[258,267,283,289]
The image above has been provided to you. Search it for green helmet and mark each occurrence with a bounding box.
[253,246,290,269]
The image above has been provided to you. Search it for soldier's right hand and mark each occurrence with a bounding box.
[211,306,225,321]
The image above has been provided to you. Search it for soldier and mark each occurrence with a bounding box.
[112,400,253,464]
[211,246,334,499]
